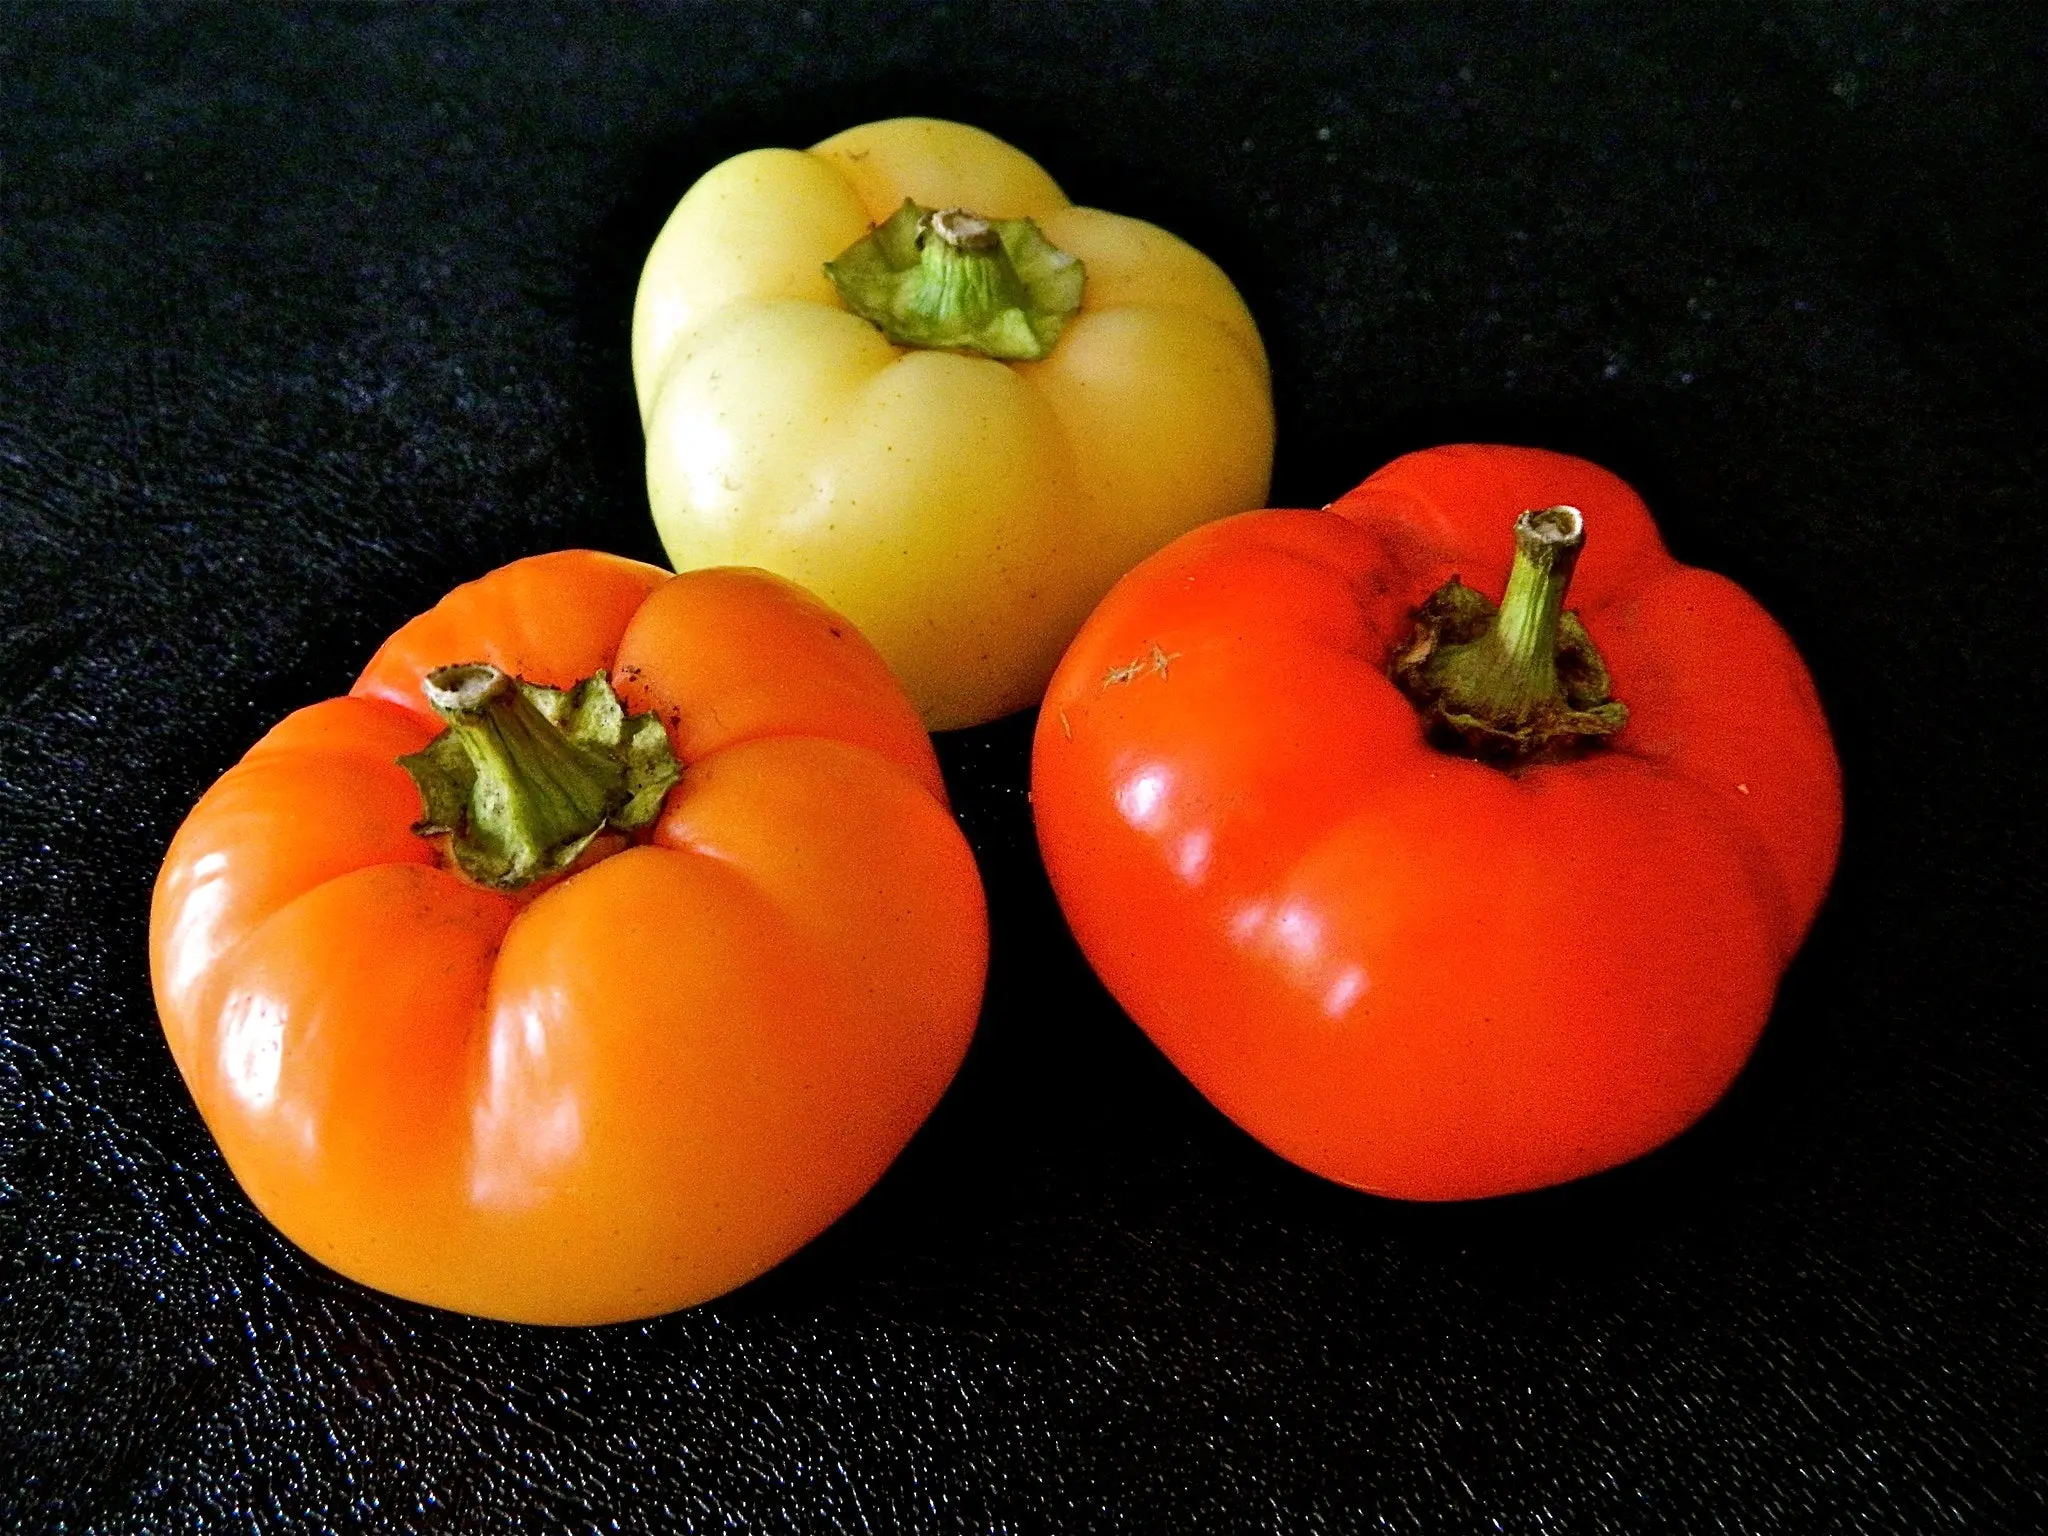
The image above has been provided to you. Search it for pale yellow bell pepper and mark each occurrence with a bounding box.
[632,117,1274,730]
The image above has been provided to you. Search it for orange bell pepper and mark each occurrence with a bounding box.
[151,551,987,1323]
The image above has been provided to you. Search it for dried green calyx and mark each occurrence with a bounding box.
[824,199,1084,361]
[399,664,680,890]
[1392,505,1628,768]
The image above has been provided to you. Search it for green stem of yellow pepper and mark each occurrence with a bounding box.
[825,199,1084,361]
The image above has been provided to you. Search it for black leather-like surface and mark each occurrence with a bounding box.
[3,5,2043,1530]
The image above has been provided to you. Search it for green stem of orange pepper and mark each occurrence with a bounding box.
[398,664,679,889]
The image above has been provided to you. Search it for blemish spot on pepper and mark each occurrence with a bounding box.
[1060,707,1072,740]
[1102,642,1179,689]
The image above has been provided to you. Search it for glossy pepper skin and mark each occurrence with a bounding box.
[1032,446,1841,1201]
[151,552,987,1323]
[632,116,1274,730]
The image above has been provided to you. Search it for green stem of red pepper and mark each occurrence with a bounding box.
[1392,506,1629,767]
[397,664,680,890]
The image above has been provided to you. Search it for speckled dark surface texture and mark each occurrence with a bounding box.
[3,3,2043,1530]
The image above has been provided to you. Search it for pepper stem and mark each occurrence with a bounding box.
[398,664,680,890]
[1391,506,1628,767]
[825,199,1084,361]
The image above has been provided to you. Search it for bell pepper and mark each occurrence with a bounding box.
[150,552,988,1323]
[1031,446,1842,1200]
[631,116,1275,730]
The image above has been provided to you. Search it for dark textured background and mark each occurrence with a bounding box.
[3,3,2043,1530]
